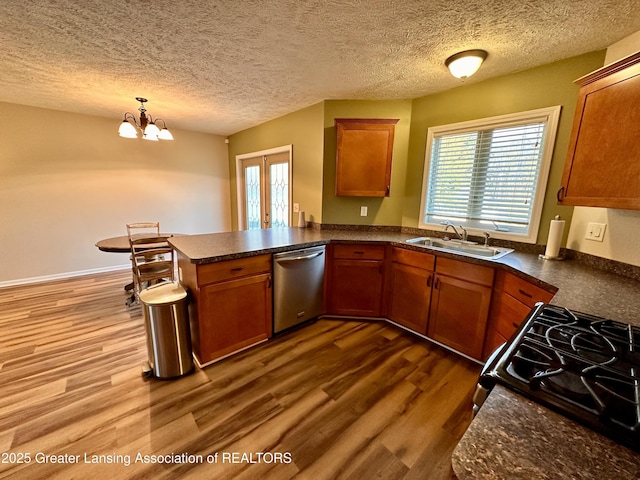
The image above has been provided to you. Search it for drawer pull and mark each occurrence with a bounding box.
[427,275,432,287]
[353,251,365,254]
[231,266,246,272]
[518,288,533,298]
[512,322,519,328]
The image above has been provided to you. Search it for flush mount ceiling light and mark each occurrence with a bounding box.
[445,49,488,79]
[118,97,174,141]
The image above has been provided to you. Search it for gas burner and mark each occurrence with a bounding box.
[480,303,640,452]
[545,323,617,365]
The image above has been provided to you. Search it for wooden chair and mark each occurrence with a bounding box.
[126,222,160,240]
[126,222,173,306]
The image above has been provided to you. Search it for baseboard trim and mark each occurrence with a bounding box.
[0,264,131,288]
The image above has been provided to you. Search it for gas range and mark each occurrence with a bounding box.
[475,303,640,452]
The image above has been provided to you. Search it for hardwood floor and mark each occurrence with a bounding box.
[0,271,481,479]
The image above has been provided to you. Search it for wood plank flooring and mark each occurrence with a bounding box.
[0,271,481,479]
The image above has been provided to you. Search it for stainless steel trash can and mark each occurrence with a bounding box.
[139,282,193,379]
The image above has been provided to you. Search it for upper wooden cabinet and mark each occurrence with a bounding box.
[558,52,640,209]
[335,118,399,197]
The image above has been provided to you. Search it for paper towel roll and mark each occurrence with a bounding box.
[297,211,306,228]
[544,215,565,258]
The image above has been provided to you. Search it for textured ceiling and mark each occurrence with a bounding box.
[1,1,640,136]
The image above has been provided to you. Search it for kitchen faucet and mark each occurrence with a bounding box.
[442,222,468,241]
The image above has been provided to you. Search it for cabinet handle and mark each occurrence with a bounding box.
[518,288,533,298]
[267,276,272,289]
[512,322,519,329]
[557,186,565,202]
[426,275,432,287]
[231,266,246,272]
[385,185,390,196]
[434,276,440,290]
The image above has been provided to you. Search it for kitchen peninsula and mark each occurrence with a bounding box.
[169,226,640,325]
[170,227,640,479]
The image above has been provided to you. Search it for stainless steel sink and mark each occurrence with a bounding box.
[405,237,513,260]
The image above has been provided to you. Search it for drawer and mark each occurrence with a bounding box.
[333,244,385,260]
[493,291,532,339]
[391,247,435,271]
[435,257,494,287]
[497,271,554,308]
[196,254,271,286]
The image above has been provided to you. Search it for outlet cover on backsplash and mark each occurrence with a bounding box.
[585,222,607,242]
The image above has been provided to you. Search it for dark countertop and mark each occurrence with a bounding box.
[452,386,640,480]
[170,227,640,476]
[170,227,640,325]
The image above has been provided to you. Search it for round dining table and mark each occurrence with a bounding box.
[95,233,181,253]
[95,233,183,305]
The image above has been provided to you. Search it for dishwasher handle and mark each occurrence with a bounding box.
[276,251,324,263]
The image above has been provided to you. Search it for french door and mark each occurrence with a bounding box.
[237,146,292,230]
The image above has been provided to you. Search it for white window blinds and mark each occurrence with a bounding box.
[420,107,561,242]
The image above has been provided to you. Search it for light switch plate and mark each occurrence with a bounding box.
[293,203,300,213]
[585,222,607,242]
[360,206,368,216]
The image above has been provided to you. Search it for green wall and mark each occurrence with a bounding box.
[227,102,324,230]
[228,50,607,245]
[322,100,413,225]
[405,50,606,243]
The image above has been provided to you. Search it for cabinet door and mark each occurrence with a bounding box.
[427,274,492,360]
[558,52,640,209]
[197,273,272,365]
[335,118,399,197]
[388,262,432,334]
[328,259,383,317]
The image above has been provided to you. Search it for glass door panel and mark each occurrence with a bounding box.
[268,161,289,228]
[239,150,291,230]
[244,163,262,230]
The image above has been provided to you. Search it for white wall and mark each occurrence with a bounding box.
[566,31,640,267]
[0,102,232,285]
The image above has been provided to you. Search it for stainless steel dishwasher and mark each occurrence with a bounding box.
[273,245,326,333]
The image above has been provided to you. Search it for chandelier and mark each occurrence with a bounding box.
[118,97,174,141]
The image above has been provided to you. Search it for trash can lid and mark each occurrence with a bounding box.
[139,282,187,305]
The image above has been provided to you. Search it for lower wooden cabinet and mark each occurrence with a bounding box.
[482,270,555,360]
[178,253,273,365]
[483,290,530,357]
[177,241,558,367]
[387,248,435,334]
[327,244,385,317]
[427,258,494,360]
[198,273,272,364]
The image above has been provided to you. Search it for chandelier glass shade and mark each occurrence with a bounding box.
[445,49,488,79]
[118,97,173,141]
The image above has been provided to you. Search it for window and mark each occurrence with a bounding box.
[419,106,561,243]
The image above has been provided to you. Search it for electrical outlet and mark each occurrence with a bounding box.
[360,206,368,217]
[293,203,300,213]
[585,222,607,242]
